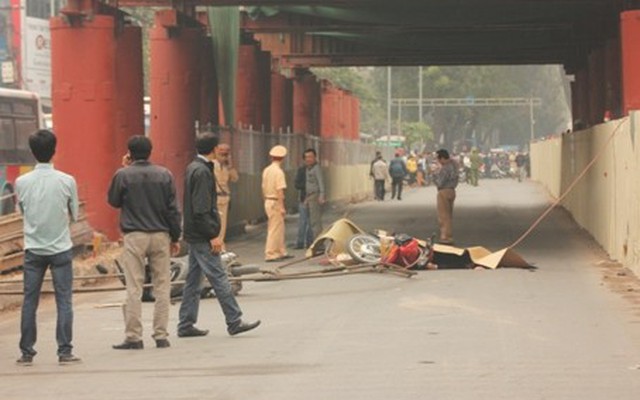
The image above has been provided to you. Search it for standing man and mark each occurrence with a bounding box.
[469,148,482,187]
[515,152,527,182]
[433,149,459,245]
[293,158,313,249]
[389,151,408,200]
[178,132,260,338]
[303,148,325,241]
[262,145,293,262]
[108,135,182,350]
[371,153,390,201]
[15,130,81,365]
[213,143,239,250]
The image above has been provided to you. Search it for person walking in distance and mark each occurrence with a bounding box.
[303,148,325,241]
[213,143,239,250]
[108,135,182,350]
[389,151,408,200]
[371,153,390,201]
[178,132,260,338]
[262,145,293,262]
[15,130,81,365]
[433,149,459,245]
[293,157,313,249]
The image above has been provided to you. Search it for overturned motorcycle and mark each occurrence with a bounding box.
[114,251,260,302]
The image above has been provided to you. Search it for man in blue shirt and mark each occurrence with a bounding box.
[15,130,80,365]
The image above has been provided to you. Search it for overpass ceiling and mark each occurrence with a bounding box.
[119,0,624,68]
[239,0,621,68]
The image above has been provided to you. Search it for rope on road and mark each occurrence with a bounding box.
[510,119,626,249]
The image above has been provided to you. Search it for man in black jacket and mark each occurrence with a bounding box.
[108,135,181,350]
[177,132,260,338]
[293,159,313,249]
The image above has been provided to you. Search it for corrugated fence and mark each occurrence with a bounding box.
[218,129,392,227]
[531,113,640,276]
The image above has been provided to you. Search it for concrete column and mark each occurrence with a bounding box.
[571,69,590,129]
[587,47,605,125]
[236,44,259,129]
[621,10,640,115]
[320,81,338,139]
[149,16,201,203]
[270,72,292,132]
[51,15,121,239]
[293,71,319,135]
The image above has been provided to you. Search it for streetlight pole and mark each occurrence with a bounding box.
[418,66,423,123]
[387,66,391,142]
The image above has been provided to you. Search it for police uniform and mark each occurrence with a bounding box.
[262,145,289,261]
[213,159,238,249]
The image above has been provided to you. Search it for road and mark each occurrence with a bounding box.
[1,179,639,399]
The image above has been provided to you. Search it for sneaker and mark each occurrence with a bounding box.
[58,354,82,364]
[16,355,33,366]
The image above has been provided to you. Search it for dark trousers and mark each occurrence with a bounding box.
[20,249,74,357]
[391,177,404,199]
[178,242,243,333]
[374,180,385,200]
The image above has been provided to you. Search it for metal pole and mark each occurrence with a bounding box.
[398,100,402,137]
[529,98,534,141]
[387,66,392,141]
[419,66,423,123]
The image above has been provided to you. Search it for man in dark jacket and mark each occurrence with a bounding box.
[177,132,260,338]
[108,135,181,350]
[388,152,408,200]
[293,160,313,249]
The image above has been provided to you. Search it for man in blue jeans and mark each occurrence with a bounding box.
[293,162,313,249]
[177,132,260,338]
[15,130,80,365]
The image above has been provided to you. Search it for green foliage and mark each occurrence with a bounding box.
[402,121,433,148]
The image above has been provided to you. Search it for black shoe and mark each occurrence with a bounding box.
[112,340,144,350]
[16,355,33,366]
[58,354,82,364]
[155,339,171,348]
[228,320,261,336]
[266,254,294,262]
[177,326,209,338]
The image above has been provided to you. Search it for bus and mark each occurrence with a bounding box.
[0,87,44,215]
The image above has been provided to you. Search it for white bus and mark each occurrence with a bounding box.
[0,87,44,214]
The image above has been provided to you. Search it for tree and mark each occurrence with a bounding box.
[401,121,433,150]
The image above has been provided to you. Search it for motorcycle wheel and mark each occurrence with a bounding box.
[347,234,381,264]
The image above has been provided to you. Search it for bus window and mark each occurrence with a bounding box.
[15,119,37,149]
[0,118,16,149]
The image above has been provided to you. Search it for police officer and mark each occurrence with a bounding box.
[262,145,293,262]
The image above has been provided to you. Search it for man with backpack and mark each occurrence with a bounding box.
[388,152,408,200]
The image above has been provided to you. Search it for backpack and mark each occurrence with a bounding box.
[389,159,406,178]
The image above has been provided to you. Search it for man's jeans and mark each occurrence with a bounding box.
[178,242,242,332]
[296,202,313,248]
[20,249,74,357]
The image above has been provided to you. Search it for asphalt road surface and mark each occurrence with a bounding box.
[1,179,639,399]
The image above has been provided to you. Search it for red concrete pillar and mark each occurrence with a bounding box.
[51,15,121,239]
[271,72,292,132]
[114,25,144,162]
[319,81,337,139]
[199,38,219,129]
[149,17,201,203]
[293,72,316,134]
[236,44,259,129]
[621,10,640,115]
[351,96,361,141]
[604,38,622,119]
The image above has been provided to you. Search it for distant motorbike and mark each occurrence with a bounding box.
[115,251,258,302]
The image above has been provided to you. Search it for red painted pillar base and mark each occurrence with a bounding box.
[621,10,640,115]
[52,15,138,240]
[149,18,201,203]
